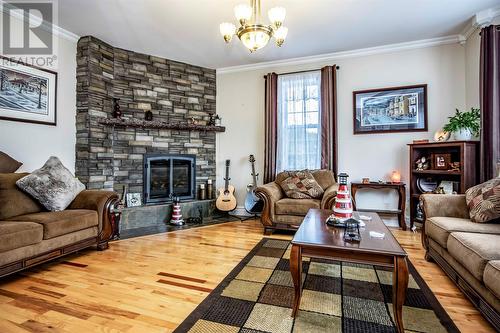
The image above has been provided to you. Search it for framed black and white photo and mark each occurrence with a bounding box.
[0,56,57,126]
[126,193,142,207]
[353,84,427,134]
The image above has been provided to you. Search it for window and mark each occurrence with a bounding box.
[276,71,321,172]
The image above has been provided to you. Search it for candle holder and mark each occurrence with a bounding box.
[391,170,401,184]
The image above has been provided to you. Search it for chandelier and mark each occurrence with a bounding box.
[219,0,288,52]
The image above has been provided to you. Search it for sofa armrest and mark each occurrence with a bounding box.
[421,194,469,219]
[321,183,339,209]
[255,182,283,227]
[68,190,119,243]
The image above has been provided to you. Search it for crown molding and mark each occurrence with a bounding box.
[459,6,500,44]
[217,35,461,74]
[0,1,79,43]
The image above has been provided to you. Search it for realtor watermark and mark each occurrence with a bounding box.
[1,0,58,68]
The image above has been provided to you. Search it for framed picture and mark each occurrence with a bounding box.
[0,56,57,126]
[126,193,142,207]
[353,84,427,134]
[431,153,451,170]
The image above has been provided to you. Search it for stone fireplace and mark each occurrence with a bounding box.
[75,36,217,200]
[144,154,196,204]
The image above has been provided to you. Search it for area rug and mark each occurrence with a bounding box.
[174,238,459,333]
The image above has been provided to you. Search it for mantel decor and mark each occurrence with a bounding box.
[0,56,57,126]
[99,118,226,132]
[353,84,427,134]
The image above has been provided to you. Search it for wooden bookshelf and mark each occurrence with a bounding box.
[407,141,479,229]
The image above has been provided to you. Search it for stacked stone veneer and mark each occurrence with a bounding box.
[75,36,216,194]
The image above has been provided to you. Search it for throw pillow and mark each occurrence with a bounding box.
[0,151,22,173]
[16,156,85,211]
[465,178,500,223]
[0,173,44,220]
[279,170,324,199]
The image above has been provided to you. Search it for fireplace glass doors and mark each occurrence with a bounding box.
[144,154,196,204]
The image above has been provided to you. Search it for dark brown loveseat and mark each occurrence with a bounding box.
[0,173,119,278]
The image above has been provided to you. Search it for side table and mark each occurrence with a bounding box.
[351,182,407,230]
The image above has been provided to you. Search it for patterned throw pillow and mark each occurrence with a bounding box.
[16,156,85,211]
[0,151,22,173]
[465,178,500,223]
[279,170,324,199]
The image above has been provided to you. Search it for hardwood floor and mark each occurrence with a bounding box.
[0,220,495,332]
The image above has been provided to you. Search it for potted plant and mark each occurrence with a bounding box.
[443,108,480,141]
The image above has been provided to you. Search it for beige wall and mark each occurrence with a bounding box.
[0,20,77,173]
[216,43,466,219]
[465,17,500,110]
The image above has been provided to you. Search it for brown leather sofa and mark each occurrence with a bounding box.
[0,173,119,278]
[421,194,500,330]
[255,170,338,234]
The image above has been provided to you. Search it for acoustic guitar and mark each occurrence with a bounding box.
[216,160,237,211]
[244,155,263,213]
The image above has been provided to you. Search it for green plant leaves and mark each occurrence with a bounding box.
[443,107,480,137]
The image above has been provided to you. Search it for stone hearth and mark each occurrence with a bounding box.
[118,199,230,239]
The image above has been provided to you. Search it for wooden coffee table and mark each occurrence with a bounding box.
[290,209,408,333]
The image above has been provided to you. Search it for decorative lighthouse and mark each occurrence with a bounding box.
[170,196,184,225]
[333,173,353,219]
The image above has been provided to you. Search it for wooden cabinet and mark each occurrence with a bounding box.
[408,141,479,229]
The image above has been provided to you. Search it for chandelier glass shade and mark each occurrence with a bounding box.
[220,0,288,52]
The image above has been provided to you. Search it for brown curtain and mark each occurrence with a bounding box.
[320,65,338,177]
[479,25,500,182]
[264,72,278,183]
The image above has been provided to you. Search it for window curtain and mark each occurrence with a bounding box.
[479,25,500,182]
[276,71,322,172]
[264,72,278,184]
[320,65,338,176]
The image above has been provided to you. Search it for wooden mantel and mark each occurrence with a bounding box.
[99,118,226,132]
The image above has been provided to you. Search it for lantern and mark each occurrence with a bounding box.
[333,173,353,219]
[344,219,361,242]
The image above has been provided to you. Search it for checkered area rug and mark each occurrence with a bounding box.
[175,238,459,333]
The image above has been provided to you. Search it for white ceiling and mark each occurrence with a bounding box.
[57,0,500,69]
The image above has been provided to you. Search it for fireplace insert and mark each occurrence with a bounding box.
[144,154,196,204]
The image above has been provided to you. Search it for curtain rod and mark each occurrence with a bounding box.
[263,66,340,78]
[479,25,500,35]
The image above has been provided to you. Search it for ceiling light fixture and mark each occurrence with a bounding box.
[219,0,288,52]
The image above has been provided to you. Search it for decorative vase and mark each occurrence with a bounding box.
[333,173,353,219]
[207,179,214,199]
[453,128,473,141]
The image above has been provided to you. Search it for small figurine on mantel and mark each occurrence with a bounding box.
[112,98,121,119]
[215,115,222,126]
[208,114,216,126]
